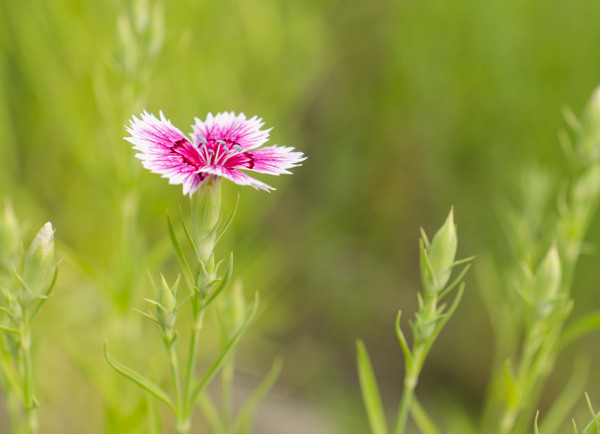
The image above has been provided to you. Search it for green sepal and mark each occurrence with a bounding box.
[104,342,174,411]
[190,292,259,409]
[356,340,389,434]
[232,358,283,434]
[198,252,234,316]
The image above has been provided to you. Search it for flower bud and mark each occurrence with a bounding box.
[421,208,458,297]
[158,275,177,315]
[533,244,562,318]
[21,222,55,298]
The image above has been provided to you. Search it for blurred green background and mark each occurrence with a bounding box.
[2,0,600,432]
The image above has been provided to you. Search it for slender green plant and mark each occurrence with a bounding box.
[357,208,473,434]
[0,202,57,434]
[105,178,260,433]
[481,87,600,433]
[106,110,305,432]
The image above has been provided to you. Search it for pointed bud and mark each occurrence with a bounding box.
[421,208,458,297]
[158,275,177,315]
[21,222,55,297]
[533,244,562,318]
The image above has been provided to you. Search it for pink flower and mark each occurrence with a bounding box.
[125,111,306,195]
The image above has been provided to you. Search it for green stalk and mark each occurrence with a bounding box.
[394,345,426,434]
[167,342,185,434]
[20,318,37,434]
[181,315,202,431]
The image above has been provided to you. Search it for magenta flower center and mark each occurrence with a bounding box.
[196,137,255,170]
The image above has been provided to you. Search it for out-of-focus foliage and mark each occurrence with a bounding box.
[1,0,600,432]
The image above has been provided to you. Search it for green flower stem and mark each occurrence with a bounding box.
[19,317,37,434]
[181,320,202,428]
[167,342,185,434]
[394,344,427,434]
[178,178,222,432]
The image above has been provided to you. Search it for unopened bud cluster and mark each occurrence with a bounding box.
[411,208,471,344]
[142,275,179,347]
[0,215,56,319]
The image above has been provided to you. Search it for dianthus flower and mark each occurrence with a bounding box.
[125,111,305,195]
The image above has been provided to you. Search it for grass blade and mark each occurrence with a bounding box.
[190,293,260,405]
[104,342,174,411]
[356,340,389,434]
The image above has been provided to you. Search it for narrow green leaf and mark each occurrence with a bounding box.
[560,310,600,349]
[216,193,240,245]
[539,357,589,434]
[583,393,600,434]
[395,311,412,370]
[438,263,471,300]
[30,267,58,321]
[0,324,20,335]
[132,308,163,328]
[179,207,200,260]
[166,212,194,290]
[104,342,174,411]
[431,284,465,344]
[410,397,441,434]
[233,358,283,434]
[356,340,389,434]
[419,228,431,249]
[534,411,541,434]
[190,293,260,406]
